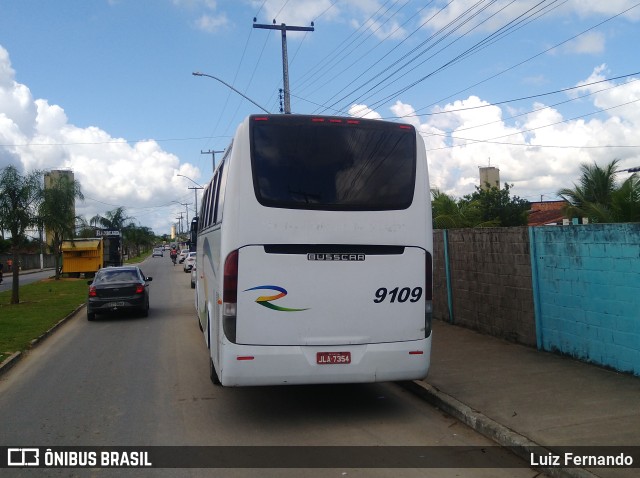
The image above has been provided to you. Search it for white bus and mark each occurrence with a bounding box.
[194,114,433,386]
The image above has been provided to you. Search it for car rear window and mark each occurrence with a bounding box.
[250,115,416,211]
[95,270,140,283]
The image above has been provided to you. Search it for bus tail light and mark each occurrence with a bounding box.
[425,251,433,338]
[223,249,239,342]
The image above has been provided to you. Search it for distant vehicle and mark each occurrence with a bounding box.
[152,247,164,257]
[195,114,433,387]
[86,266,152,320]
[190,264,197,289]
[183,252,196,272]
[178,249,189,263]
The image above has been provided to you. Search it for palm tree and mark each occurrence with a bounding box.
[123,223,156,258]
[91,206,133,230]
[431,190,475,229]
[558,159,640,223]
[38,174,84,279]
[0,166,43,304]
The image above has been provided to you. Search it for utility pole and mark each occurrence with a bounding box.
[253,19,314,114]
[188,186,203,214]
[201,149,224,171]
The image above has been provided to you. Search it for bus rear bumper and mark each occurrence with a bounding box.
[217,338,431,386]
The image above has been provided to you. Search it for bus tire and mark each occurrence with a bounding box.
[210,357,221,386]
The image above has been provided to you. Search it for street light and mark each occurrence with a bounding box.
[176,174,204,214]
[192,71,271,114]
[175,174,204,188]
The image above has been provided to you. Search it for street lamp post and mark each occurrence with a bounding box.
[192,72,271,114]
[176,174,204,214]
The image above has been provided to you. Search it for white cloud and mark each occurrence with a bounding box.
[348,103,382,119]
[563,31,606,54]
[0,45,200,234]
[195,13,230,32]
[364,65,640,202]
[420,0,640,34]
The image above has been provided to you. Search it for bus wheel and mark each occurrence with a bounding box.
[209,357,221,386]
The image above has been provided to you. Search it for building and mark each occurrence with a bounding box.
[527,200,568,226]
[479,166,500,190]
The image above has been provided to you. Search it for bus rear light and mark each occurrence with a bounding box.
[253,116,269,121]
[223,250,239,304]
[237,356,255,361]
[425,251,433,338]
[223,249,239,343]
[409,351,424,355]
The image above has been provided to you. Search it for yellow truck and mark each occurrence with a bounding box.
[61,238,104,276]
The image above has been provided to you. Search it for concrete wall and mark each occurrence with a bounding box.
[530,224,640,375]
[433,227,537,347]
[433,224,640,376]
[0,254,56,271]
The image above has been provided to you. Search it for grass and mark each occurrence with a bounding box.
[0,279,88,364]
[0,251,152,364]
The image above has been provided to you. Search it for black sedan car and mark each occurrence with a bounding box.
[87,266,152,320]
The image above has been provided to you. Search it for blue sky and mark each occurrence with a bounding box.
[1,0,640,234]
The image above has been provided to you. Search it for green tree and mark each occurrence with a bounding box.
[558,159,640,223]
[431,189,483,228]
[39,174,84,279]
[122,223,156,258]
[90,206,133,230]
[0,166,43,304]
[460,183,530,227]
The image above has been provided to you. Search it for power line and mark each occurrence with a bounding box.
[356,1,639,115]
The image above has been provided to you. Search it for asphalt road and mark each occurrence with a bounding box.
[0,269,55,292]
[0,256,546,477]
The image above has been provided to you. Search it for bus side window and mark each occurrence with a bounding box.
[201,185,212,229]
[215,157,229,225]
[207,171,219,227]
[213,162,224,224]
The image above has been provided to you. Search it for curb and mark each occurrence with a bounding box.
[400,380,600,478]
[0,303,85,378]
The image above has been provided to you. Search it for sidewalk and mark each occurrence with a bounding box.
[403,319,640,478]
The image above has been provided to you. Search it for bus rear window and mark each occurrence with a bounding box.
[250,116,416,211]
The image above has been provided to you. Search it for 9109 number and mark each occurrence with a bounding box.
[373,287,423,303]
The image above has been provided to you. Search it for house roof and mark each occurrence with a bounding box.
[527,200,568,226]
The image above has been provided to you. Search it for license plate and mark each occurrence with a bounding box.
[106,301,126,308]
[317,352,351,365]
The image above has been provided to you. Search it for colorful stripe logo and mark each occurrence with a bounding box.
[244,285,309,312]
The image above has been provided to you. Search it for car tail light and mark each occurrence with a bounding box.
[223,249,239,342]
[135,284,145,294]
[89,286,97,297]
